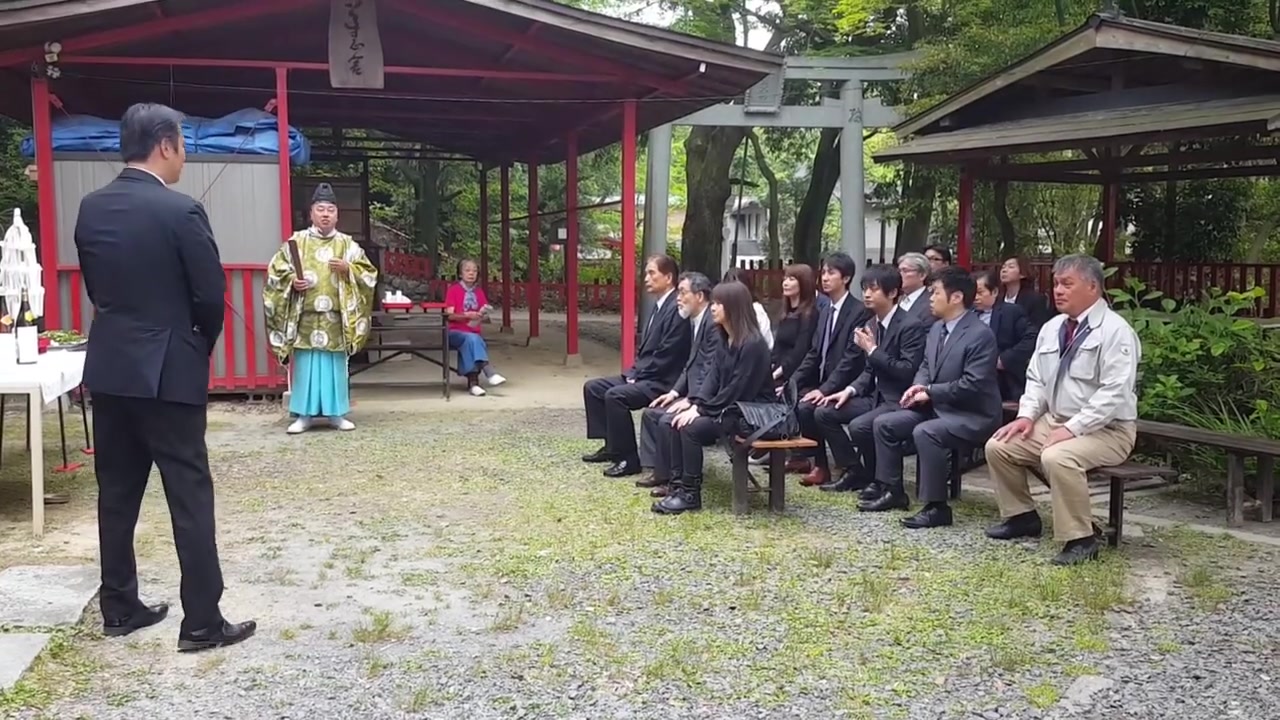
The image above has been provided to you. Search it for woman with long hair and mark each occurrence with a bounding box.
[770,263,819,384]
[444,258,506,396]
[997,254,1052,327]
[721,267,773,348]
[652,280,774,515]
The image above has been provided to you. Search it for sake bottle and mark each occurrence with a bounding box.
[14,289,37,364]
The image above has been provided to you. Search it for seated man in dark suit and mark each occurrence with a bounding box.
[582,255,691,477]
[791,252,873,487]
[973,269,1036,401]
[815,265,928,493]
[636,271,721,495]
[861,266,1002,529]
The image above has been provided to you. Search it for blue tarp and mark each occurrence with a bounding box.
[21,108,311,165]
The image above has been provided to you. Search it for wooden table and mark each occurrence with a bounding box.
[351,302,452,399]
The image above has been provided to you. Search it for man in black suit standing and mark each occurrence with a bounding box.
[814,265,928,493]
[973,269,1036,401]
[582,255,691,477]
[791,252,872,487]
[74,103,255,652]
[636,272,719,496]
[862,266,1002,528]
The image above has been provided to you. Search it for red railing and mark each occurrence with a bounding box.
[59,265,286,393]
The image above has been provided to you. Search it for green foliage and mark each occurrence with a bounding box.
[1123,177,1253,262]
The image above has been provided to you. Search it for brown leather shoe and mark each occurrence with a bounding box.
[635,474,665,488]
[800,466,829,487]
[649,485,670,498]
[785,458,812,474]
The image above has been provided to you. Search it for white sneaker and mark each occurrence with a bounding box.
[331,417,356,431]
[287,417,312,435]
[469,385,487,397]
[486,372,507,387]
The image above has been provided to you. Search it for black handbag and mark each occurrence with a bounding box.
[735,377,800,444]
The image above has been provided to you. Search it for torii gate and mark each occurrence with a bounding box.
[640,52,915,323]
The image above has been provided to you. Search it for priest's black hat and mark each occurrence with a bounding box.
[311,182,338,206]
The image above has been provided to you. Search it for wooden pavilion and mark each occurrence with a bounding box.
[0,0,782,391]
[877,12,1280,316]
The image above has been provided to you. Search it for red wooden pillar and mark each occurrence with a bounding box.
[478,167,489,293]
[565,132,580,361]
[31,77,59,329]
[527,160,540,339]
[1100,182,1118,263]
[620,99,638,370]
[957,168,974,268]
[500,163,512,333]
[275,68,292,240]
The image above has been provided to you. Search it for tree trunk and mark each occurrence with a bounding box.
[993,179,1017,257]
[747,130,782,263]
[792,127,841,267]
[414,159,442,272]
[896,164,936,256]
[681,126,746,276]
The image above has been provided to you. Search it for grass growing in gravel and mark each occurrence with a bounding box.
[1,405,1268,718]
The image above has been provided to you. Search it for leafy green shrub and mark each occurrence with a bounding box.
[1110,276,1280,498]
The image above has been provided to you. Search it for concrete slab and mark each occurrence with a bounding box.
[0,565,98,628]
[0,632,51,690]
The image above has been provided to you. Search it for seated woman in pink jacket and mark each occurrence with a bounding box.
[445,259,506,396]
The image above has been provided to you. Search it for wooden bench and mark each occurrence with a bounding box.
[351,308,452,399]
[729,437,817,515]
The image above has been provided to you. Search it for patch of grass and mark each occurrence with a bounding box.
[1176,564,1234,609]
[351,610,409,644]
[364,654,391,678]
[0,628,102,713]
[1026,681,1061,709]
[488,603,526,633]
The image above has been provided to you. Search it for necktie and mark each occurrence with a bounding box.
[1061,318,1079,356]
[935,323,949,368]
[820,308,834,374]
[876,321,884,346]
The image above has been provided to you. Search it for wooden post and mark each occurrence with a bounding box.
[565,132,580,365]
[620,99,637,370]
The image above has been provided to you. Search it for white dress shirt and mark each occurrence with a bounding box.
[1018,297,1140,437]
[753,301,774,349]
[899,286,926,313]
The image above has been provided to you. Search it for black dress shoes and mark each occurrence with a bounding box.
[985,511,1044,540]
[819,470,871,493]
[1051,536,1101,566]
[858,481,884,502]
[902,503,953,529]
[582,446,612,463]
[177,619,258,653]
[603,458,642,478]
[858,488,910,512]
[103,603,170,638]
[635,474,665,488]
[652,489,701,514]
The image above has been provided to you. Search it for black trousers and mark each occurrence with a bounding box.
[872,407,971,503]
[583,375,662,461]
[796,395,829,469]
[657,415,724,490]
[93,392,224,633]
[846,401,901,484]
[641,407,674,477]
[814,396,876,470]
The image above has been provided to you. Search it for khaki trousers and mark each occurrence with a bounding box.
[984,415,1136,542]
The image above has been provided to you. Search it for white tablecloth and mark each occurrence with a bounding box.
[0,351,86,406]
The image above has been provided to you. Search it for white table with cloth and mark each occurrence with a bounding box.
[0,350,87,536]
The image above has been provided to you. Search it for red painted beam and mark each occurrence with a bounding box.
[500,164,513,332]
[276,68,292,242]
[565,132,580,359]
[620,100,637,370]
[31,77,59,330]
[527,161,540,339]
[0,0,316,67]
[479,167,490,293]
[387,0,690,95]
[59,55,622,83]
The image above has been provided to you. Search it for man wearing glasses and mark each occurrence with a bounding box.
[896,252,936,324]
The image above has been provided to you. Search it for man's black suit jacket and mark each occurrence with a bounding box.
[626,293,691,389]
[74,168,225,406]
[793,294,872,395]
[849,311,928,406]
[672,309,720,399]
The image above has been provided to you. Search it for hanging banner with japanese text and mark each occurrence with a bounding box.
[329,0,385,89]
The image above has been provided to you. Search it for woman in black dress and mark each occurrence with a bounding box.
[998,254,1052,327]
[652,280,775,515]
[770,263,819,386]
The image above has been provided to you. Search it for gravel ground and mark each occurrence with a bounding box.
[2,407,1278,720]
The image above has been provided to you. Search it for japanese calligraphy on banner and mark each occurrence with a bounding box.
[328,0,385,89]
